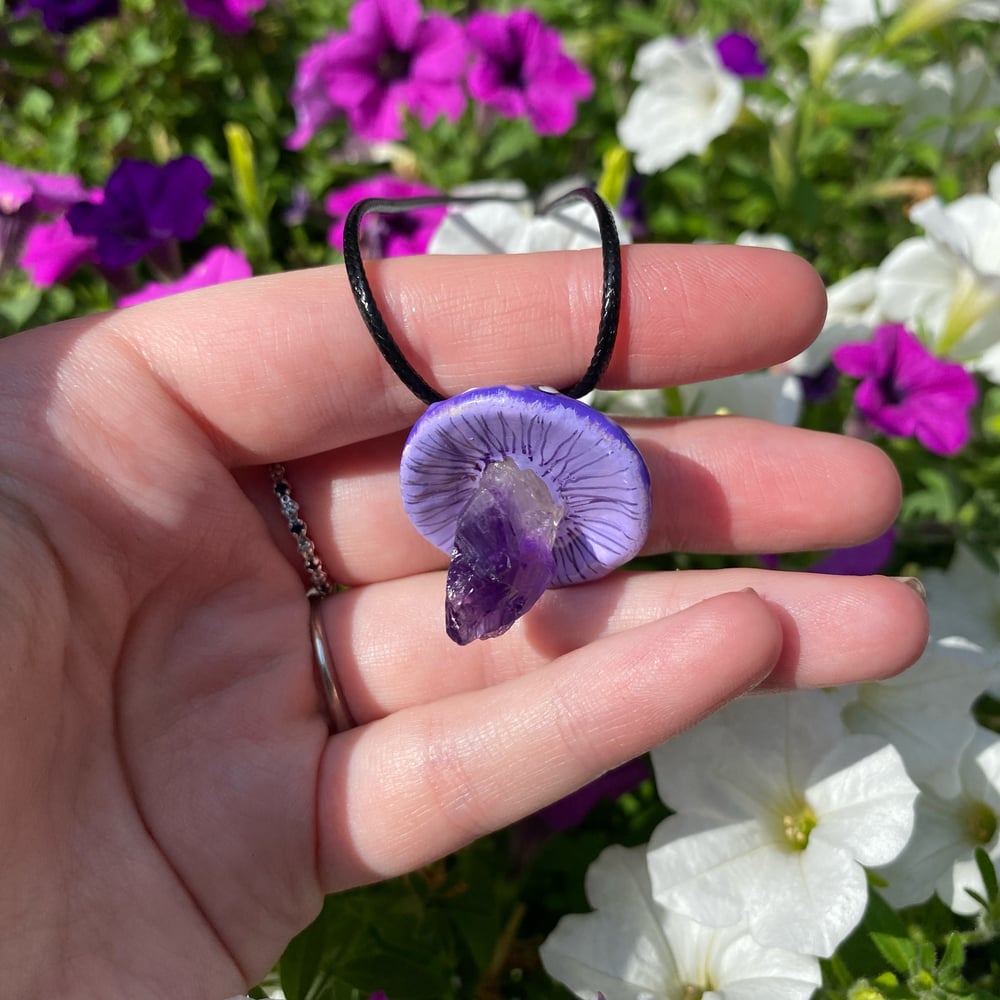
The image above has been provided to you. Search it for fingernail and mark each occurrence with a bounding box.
[893,576,926,602]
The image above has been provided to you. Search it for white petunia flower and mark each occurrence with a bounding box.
[785,268,884,377]
[428,179,633,255]
[877,727,1000,914]
[735,231,794,252]
[744,66,801,127]
[819,0,901,32]
[583,388,670,418]
[539,844,822,1000]
[839,636,1000,798]
[617,33,743,175]
[876,184,1000,378]
[822,0,1000,36]
[898,54,1000,155]
[827,53,917,105]
[647,690,918,957]
[922,548,1000,654]
[679,371,803,425]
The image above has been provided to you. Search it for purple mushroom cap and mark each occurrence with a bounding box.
[401,385,651,595]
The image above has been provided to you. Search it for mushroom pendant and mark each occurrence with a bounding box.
[401,385,651,644]
[342,187,651,644]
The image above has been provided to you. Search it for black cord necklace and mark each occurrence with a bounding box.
[342,187,651,645]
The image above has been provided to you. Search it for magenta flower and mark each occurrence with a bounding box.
[325,176,443,257]
[714,32,767,78]
[0,163,91,216]
[182,0,266,33]
[20,216,98,286]
[67,156,212,269]
[0,163,97,276]
[287,38,344,150]
[833,323,978,456]
[117,246,251,307]
[466,9,594,136]
[17,0,118,33]
[287,0,467,148]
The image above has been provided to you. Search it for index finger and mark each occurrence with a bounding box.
[89,244,826,463]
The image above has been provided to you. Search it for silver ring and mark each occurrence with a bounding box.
[310,594,355,733]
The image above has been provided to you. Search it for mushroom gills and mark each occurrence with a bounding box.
[446,457,565,645]
[400,384,651,644]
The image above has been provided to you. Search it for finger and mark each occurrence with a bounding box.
[324,569,928,722]
[251,417,901,586]
[317,589,782,887]
[59,244,826,463]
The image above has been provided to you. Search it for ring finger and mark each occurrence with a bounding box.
[322,567,928,723]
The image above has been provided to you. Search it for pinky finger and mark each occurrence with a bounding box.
[316,589,782,890]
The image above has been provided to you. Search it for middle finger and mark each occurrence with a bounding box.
[253,415,901,585]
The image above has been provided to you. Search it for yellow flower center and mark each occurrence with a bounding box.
[964,799,998,845]
[936,267,1000,356]
[781,803,818,851]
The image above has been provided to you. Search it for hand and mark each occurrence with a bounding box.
[0,245,928,998]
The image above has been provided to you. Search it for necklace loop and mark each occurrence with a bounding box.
[341,187,623,403]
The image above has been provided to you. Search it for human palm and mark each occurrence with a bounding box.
[0,247,928,999]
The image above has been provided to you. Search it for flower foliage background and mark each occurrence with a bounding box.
[2,0,1000,997]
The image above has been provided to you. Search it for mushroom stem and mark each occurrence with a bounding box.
[445,457,565,644]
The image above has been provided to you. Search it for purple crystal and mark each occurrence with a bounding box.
[401,385,651,642]
[446,457,563,644]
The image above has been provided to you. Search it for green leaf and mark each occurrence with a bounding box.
[975,847,999,903]
[278,873,468,1000]
[835,890,912,979]
[825,100,896,129]
[870,932,918,975]
[0,283,42,330]
[938,933,966,979]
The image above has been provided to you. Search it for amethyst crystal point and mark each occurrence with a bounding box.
[401,385,651,642]
[446,457,564,644]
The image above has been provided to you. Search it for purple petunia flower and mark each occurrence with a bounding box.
[182,0,266,33]
[17,0,119,33]
[117,246,251,307]
[618,175,649,241]
[537,757,652,832]
[465,9,594,136]
[714,31,767,78]
[325,175,444,258]
[759,526,895,576]
[808,526,895,575]
[67,156,212,269]
[287,0,467,148]
[833,323,978,456]
[798,361,840,403]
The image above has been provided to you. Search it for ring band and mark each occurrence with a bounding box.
[269,462,354,733]
[269,462,334,598]
[309,594,355,733]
